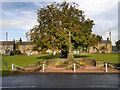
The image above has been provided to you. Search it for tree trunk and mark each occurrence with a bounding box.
[61,50,68,58]
[85,46,88,52]
[82,46,85,52]
[61,45,68,58]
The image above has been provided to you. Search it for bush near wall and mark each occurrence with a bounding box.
[13,50,21,55]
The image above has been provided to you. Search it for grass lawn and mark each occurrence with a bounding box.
[74,53,119,63]
[2,54,60,70]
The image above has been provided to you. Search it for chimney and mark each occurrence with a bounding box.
[13,39,16,51]
[6,32,8,41]
[6,32,8,52]
[109,31,112,53]
[109,31,111,42]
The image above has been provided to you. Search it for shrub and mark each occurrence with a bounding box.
[40,51,49,54]
[10,51,14,55]
[13,50,21,55]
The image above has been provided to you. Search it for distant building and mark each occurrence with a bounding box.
[18,38,38,54]
[116,40,120,51]
[89,38,112,53]
[89,32,112,54]
[0,38,38,55]
[112,46,117,53]
[0,41,15,54]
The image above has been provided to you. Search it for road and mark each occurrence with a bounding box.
[2,73,119,89]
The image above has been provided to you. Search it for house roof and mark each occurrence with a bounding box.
[19,42,32,45]
[98,40,111,44]
[19,42,35,45]
[0,41,14,45]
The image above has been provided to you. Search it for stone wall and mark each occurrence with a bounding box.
[33,58,119,69]
[85,59,96,66]
[108,63,120,69]
[95,60,105,67]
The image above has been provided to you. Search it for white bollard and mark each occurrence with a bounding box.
[53,51,56,55]
[12,64,14,71]
[43,64,45,72]
[105,63,108,72]
[77,51,79,54]
[28,53,30,56]
[74,63,76,72]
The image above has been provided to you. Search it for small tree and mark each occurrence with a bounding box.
[100,46,106,53]
[13,50,21,55]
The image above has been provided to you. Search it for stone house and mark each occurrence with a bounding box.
[0,41,15,54]
[89,38,112,53]
[0,38,38,55]
[17,39,38,54]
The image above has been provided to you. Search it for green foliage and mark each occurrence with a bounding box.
[100,46,106,50]
[13,50,21,55]
[100,46,107,53]
[32,46,39,51]
[26,1,102,57]
[96,35,102,41]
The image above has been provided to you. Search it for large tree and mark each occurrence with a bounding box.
[26,2,101,57]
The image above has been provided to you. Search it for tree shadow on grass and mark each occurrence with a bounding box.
[36,55,62,59]
[36,54,90,60]
[74,55,90,58]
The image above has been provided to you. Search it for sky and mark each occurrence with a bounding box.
[0,0,119,45]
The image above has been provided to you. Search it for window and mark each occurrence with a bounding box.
[93,49,96,52]
[2,45,6,49]
[106,44,108,47]
[23,50,25,53]
[106,49,108,51]
[8,45,10,48]
[23,45,26,49]
[30,45,32,49]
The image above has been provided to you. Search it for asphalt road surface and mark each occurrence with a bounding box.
[2,73,119,89]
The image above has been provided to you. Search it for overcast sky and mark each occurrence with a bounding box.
[0,0,119,45]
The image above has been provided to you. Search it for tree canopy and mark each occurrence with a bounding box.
[26,2,102,57]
